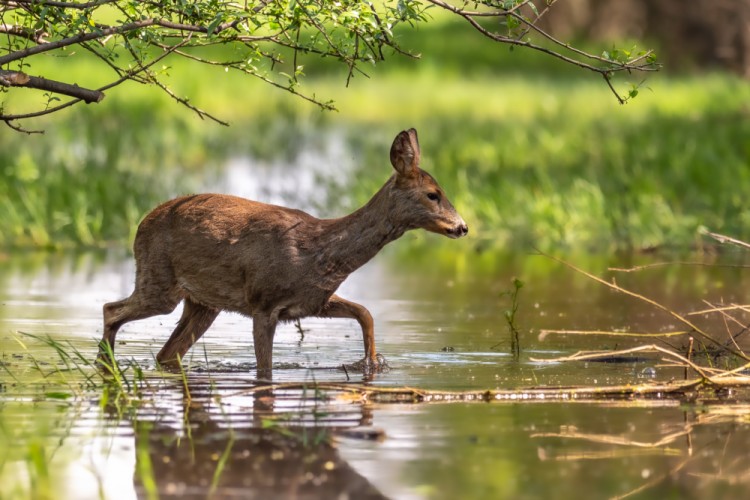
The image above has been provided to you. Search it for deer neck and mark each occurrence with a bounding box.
[317,177,406,277]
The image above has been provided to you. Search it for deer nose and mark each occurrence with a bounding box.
[448,221,468,238]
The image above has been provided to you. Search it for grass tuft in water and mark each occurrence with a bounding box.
[491,278,524,359]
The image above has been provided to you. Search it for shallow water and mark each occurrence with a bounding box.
[2,248,750,499]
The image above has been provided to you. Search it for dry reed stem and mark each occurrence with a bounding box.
[702,230,750,250]
[530,344,716,377]
[537,251,749,360]
[530,344,750,386]
[538,448,681,462]
[539,329,690,339]
[532,427,690,449]
[687,304,750,316]
[609,262,750,273]
[700,300,746,329]
[708,300,747,353]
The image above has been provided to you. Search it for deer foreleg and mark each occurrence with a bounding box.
[319,294,377,366]
[252,313,278,378]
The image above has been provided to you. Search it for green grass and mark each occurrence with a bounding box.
[1,17,749,251]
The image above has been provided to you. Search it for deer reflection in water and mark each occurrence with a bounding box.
[127,379,386,499]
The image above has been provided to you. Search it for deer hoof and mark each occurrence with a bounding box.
[344,353,390,374]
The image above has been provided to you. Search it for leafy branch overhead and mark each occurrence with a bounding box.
[0,0,659,130]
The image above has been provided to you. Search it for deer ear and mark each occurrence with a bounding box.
[390,128,421,177]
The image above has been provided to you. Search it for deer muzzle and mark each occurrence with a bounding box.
[445,219,469,239]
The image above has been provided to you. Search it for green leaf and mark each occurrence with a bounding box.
[45,391,72,400]
[206,14,224,36]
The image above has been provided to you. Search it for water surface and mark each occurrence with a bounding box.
[2,248,750,499]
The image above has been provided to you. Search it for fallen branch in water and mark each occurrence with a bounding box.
[224,371,750,406]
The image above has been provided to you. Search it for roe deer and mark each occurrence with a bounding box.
[99,128,467,375]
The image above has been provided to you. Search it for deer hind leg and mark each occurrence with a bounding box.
[99,294,180,366]
[156,298,219,369]
[318,294,378,368]
[99,263,181,365]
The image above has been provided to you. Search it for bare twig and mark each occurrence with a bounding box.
[152,78,229,126]
[610,262,750,273]
[531,344,714,376]
[3,118,43,134]
[537,251,748,360]
[424,0,659,103]
[688,304,750,316]
[702,230,750,250]
[532,427,691,450]
[539,329,690,339]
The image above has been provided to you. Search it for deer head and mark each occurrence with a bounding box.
[388,128,468,239]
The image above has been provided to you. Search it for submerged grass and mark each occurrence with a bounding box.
[1,16,749,251]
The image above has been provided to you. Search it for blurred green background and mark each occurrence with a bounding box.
[2,0,749,253]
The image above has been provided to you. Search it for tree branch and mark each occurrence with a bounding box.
[423,0,659,103]
[0,70,29,85]
[6,0,118,9]
[0,23,47,43]
[3,118,43,134]
[0,36,183,122]
[0,0,660,129]
[153,18,242,35]
[0,19,156,66]
[0,70,104,102]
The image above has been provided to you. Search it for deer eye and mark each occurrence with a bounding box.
[426,192,440,202]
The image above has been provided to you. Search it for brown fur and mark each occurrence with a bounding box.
[99,129,468,375]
